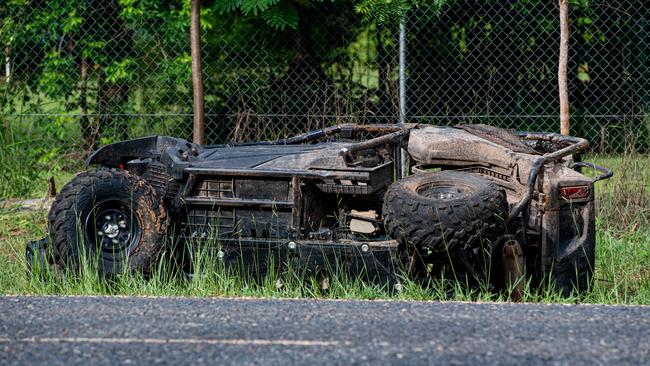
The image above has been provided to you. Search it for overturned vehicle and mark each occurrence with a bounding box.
[31,124,612,295]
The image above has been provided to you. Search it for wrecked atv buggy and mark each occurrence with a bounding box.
[29,124,612,295]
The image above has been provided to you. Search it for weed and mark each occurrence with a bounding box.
[0,156,648,304]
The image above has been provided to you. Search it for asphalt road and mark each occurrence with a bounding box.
[1,296,648,365]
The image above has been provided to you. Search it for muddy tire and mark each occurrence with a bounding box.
[383,171,508,272]
[48,168,167,276]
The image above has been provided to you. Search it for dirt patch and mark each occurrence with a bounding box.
[0,198,53,211]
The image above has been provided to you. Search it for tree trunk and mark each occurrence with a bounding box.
[4,46,10,82]
[79,57,98,153]
[558,0,570,135]
[190,0,205,145]
[95,69,108,148]
[376,25,390,119]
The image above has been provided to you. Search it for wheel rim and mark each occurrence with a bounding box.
[85,199,141,258]
[416,183,472,201]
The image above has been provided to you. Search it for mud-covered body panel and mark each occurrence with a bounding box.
[408,126,599,293]
[408,127,540,201]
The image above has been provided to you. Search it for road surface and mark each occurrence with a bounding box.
[1,296,648,365]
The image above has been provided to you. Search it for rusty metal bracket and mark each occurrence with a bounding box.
[571,161,613,182]
[508,132,590,222]
[501,237,525,302]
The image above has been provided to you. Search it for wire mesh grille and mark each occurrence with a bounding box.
[1,0,648,176]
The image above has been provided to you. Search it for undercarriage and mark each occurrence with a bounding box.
[30,124,613,296]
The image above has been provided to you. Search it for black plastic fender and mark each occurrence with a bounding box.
[85,136,193,168]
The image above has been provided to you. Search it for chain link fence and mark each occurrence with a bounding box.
[407,0,649,153]
[1,0,648,176]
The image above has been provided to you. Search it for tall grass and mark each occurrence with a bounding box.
[584,155,650,231]
[0,135,648,303]
[0,118,78,199]
[0,200,648,304]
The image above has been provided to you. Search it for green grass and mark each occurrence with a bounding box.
[0,119,648,305]
[0,155,648,304]
[0,117,81,199]
[586,155,649,231]
[0,207,647,303]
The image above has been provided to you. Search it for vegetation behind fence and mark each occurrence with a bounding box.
[1,0,648,197]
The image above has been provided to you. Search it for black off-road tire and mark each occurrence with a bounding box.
[383,170,508,258]
[47,168,167,276]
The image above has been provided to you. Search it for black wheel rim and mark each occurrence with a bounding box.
[84,199,142,259]
[417,184,472,201]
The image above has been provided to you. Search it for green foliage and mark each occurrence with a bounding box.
[105,58,137,83]
[2,0,645,154]
[261,0,299,30]
[215,0,301,29]
[0,118,79,199]
[240,0,281,15]
[2,0,137,114]
[355,0,448,25]
[355,0,412,24]
[38,52,77,99]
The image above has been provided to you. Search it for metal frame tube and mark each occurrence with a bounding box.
[508,132,589,221]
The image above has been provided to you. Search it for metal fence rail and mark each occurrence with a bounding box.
[1,0,648,170]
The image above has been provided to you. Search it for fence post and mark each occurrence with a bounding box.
[399,19,407,126]
[190,0,205,145]
[398,17,408,178]
[558,0,570,135]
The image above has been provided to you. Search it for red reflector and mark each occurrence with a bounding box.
[559,185,590,200]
